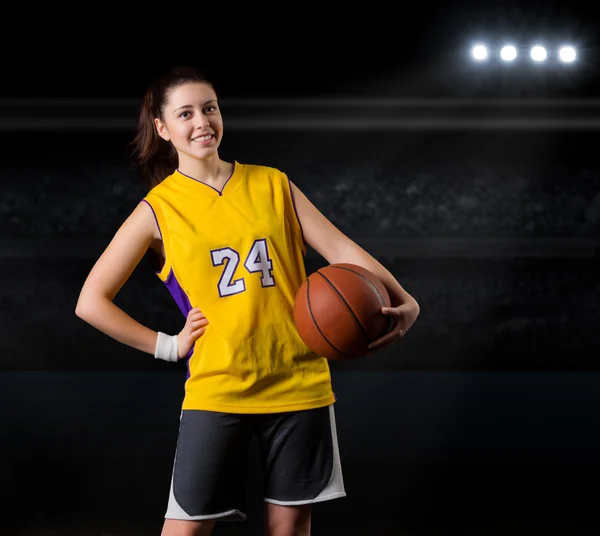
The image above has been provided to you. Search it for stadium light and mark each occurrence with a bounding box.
[500,45,517,61]
[530,46,547,62]
[471,44,488,61]
[558,46,576,62]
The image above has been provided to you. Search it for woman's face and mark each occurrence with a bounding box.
[155,82,223,161]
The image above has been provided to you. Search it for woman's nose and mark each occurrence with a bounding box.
[196,114,210,129]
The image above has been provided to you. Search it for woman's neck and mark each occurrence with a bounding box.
[178,154,229,187]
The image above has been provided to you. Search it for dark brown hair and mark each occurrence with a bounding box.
[130,65,215,189]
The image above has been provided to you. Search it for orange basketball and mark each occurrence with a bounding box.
[293,263,393,361]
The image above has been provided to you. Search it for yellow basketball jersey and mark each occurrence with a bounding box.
[142,162,336,413]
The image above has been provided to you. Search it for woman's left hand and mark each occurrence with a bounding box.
[368,298,420,352]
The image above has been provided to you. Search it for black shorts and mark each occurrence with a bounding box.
[164,404,345,521]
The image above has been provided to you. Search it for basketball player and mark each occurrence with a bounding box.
[75,66,420,536]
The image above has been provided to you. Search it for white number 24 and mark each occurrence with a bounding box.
[210,239,275,297]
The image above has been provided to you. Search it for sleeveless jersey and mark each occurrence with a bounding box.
[142,162,336,413]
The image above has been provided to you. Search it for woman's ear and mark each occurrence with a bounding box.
[155,118,170,141]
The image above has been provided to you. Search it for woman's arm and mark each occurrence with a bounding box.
[75,201,209,359]
[75,201,165,355]
[290,181,420,349]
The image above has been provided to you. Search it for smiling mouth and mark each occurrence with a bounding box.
[192,134,214,142]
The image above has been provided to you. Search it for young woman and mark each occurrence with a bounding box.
[75,66,420,536]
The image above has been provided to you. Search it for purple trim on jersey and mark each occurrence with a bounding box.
[163,268,193,317]
[163,269,194,380]
[287,179,307,249]
[176,161,237,196]
[140,199,165,274]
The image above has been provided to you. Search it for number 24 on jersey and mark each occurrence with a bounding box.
[210,238,275,297]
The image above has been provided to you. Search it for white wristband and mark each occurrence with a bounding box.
[154,332,179,362]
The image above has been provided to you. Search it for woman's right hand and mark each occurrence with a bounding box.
[177,307,209,359]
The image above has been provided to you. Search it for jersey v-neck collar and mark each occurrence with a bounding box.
[174,161,241,197]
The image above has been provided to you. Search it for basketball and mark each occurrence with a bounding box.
[293,263,393,361]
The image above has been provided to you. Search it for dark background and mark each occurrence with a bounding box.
[2,5,600,535]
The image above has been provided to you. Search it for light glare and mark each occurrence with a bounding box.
[500,45,517,61]
[559,46,576,62]
[472,44,488,60]
[531,46,547,62]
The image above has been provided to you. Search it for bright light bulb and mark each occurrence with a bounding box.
[471,44,488,61]
[500,45,517,61]
[559,46,576,62]
[531,46,547,62]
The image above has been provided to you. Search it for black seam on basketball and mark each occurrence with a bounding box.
[329,266,386,305]
[305,279,352,359]
[330,265,394,334]
[316,272,370,343]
